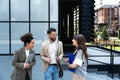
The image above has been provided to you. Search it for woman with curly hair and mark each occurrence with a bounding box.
[11,33,36,80]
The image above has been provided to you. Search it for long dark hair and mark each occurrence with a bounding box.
[73,34,88,62]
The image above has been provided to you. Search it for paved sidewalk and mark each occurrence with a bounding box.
[0,55,119,80]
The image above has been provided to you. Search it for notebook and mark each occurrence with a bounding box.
[68,53,76,73]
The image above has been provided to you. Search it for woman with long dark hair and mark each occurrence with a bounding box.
[11,33,36,80]
[64,34,88,80]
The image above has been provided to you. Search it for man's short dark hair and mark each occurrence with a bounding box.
[47,28,56,34]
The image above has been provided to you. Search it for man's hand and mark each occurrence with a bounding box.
[47,58,52,63]
[56,57,60,62]
[63,58,68,64]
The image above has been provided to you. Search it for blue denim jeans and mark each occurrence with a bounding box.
[44,65,59,80]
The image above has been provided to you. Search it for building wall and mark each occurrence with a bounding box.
[0,0,58,54]
[81,0,95,42]
[97,6,119,28]
[104,8,109,23]
[98,9,103,23]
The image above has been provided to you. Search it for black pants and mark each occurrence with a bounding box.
[25,70,30,80]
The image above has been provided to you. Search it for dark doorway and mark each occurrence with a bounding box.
[59,0,95,54]
[59,0,95,43]
[59,0,80,44]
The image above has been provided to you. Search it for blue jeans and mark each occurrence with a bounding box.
[44,65,59,80]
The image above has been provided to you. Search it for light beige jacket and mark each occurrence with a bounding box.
[40,40,63,72]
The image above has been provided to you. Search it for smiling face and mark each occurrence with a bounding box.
[72,38,78,47]
[48,31,57,42]
[26,39,35,49]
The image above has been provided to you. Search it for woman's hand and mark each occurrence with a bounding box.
[63,58,69,64]
[24,63,30,69]
[56,57,60,62]
[63,58,78,68]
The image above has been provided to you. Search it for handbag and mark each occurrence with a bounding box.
[57,41,63,78]
[57,61,63,78]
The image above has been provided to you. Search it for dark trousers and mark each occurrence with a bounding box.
[25,70,30,80]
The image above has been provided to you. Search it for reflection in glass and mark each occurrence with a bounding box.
[11,0,29,21]
[67,14,70,37]
[0,0,9,21]
[11,23,29,53]
[31,0,48,21]
[50,23,58,38]
[31,23,48,53]
[50,0,58,21]
[0,23,9,53]
[73,6,79,35]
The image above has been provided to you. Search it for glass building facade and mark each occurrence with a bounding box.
[0,0,58,54]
